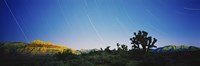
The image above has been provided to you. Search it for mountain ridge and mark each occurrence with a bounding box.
[152,45,200,53]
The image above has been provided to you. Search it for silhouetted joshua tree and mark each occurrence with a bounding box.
[105,46,111,53]
[130,30,157,52]
[121,44,128,51]
[117,43,122,51]
[116,43,128,51]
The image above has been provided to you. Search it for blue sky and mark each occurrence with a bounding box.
[1,0,200,49]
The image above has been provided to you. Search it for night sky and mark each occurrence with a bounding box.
[1,0,200,49]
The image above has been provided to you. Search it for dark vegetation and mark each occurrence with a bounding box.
[0,30,200,66]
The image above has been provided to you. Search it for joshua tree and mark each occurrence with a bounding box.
[100,48,103,51]
[116,43,128,51]
[130,30,157,52]
[117,43,122,51]
[105,46,111,53]
[121,44,128,51]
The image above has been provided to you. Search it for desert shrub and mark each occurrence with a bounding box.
[87,52,114,64]
[126,61,140,66]
[54,49,78,61]
[0,42,26,57]
[70,59,94,66]
[42,61,70,66]
[110,56,128,66]
[137,55,169,66]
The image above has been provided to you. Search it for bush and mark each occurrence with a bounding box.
[71,59,94,66]
[54,49,78,61]
[110,57,128,66]
[126,61,140,66]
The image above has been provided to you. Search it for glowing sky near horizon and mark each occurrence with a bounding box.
[1,0,200,50]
